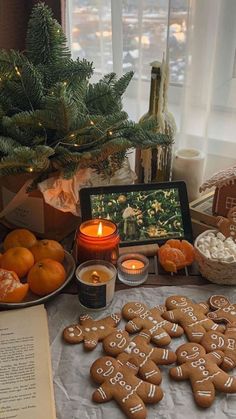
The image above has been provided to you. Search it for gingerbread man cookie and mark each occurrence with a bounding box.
[90,356,163,419]
[63,312,121,350]
[169,342,236,408]
[200,323,236,371]
[216,206,236,239]
[122,302,184,346]
[103,329,176,385]
[207,295,236,324]
[162,295,224,342]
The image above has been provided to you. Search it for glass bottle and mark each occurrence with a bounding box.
[135,59,176,183]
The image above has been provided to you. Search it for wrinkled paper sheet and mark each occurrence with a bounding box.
[46,285,236,419]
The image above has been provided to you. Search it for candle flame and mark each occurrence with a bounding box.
[91,271,101,284]
[97,221,103,237]
[131,264,136,270]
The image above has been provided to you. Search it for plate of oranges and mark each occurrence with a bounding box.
[0,228,75,309]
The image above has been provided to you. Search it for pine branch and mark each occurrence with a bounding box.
[26,2,70,65]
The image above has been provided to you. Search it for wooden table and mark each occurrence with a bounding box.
[0,223,210,296]
[62,237,209,294]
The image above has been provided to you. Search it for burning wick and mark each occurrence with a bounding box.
[91,271,101,284]
[97,222,103,237]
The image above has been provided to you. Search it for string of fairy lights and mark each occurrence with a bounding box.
[2,64,116,173]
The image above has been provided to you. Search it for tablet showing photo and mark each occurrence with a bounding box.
[79,181,193,247]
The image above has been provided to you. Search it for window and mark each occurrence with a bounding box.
[66,0,188,84]
[64,0,236,169]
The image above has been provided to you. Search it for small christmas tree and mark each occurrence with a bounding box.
[0,2,167,185]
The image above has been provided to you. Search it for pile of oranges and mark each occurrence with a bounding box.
[0,228,66,303]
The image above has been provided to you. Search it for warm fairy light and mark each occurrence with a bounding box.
[70,133,75,138]
[108,131,113,136]
[38,122,42,127]
[97,221,103,237]
[27,167,33,172]
[63,81,67,86]
[15,66,21,76]
[90,121,94,125]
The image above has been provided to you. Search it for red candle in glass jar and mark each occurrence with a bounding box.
[75,219,120,265]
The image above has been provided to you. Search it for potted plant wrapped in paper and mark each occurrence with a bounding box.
[0,3,166,240]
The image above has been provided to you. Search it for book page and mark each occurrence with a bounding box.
[0,305,56,419]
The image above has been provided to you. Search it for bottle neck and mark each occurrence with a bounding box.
[148,66,162,115]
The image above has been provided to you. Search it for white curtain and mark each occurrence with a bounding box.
[176,0,236,178]
[65,0,236,177]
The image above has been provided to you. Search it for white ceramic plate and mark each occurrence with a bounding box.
[0,250,76,309]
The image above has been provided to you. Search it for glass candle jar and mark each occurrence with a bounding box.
[75,260,117,310]
[75,219,120,265]
[117,253,149,286]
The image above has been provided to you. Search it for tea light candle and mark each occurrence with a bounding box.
[75,219,120,265]
[75,260,117,310]
[117,253,149,286]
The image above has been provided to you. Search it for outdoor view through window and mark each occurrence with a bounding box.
[68,0,188,84]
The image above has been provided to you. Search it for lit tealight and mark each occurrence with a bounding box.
[121,259,145,270]
[117,253,149,286]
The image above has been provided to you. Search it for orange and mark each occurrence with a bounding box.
[3,228,37,251]
[159,244,186,273]
[30,239,65,263]
[0,268,29,303]
[158,239,195,273]
[178,240,195,264]
[0,247,35,278]
[27,258,66,296]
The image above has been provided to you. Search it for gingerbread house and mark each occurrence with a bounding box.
[200,165,236,217]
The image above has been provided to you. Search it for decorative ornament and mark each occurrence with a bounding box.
[151,201,163,213]
[117,194,127,204]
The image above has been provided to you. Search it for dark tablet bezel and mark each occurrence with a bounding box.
[79,181,193,247]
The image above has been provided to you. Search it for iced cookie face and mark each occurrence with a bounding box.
[201,331,226,352]
[165,296,189,309]
[91,357,118,384]
[176,343,206,364]
[122,302,150,320]
[210,295,229,309]
[208,295,236,324]
[103,330,129,356]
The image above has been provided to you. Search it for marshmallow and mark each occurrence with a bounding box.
[216,232,226,241]
[207,232,215,238]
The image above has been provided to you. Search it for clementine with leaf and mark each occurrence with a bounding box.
[3,229,37,251]
[0,247,35,278]
[0,268,29,303]
[30,239,64,263]
[27,258,66,296]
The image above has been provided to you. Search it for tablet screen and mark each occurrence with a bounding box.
[79,181,192,246]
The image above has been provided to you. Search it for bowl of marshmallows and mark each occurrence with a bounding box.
[194,229,236,285]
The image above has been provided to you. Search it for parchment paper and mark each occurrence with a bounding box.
[46,285,236,419]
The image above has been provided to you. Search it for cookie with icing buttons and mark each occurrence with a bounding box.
[122,302,184,346]
[103,329,176,385]
[207,295,236,324]
[162,295,225,342]
[169,342,236,408]
[200,323,236,370]
[63,312,121,350]
[90,356,163,419]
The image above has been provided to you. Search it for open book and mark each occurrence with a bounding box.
[0,305,56,419]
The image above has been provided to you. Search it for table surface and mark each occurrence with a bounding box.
[59,231,210,293]
[0,223,210,294]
